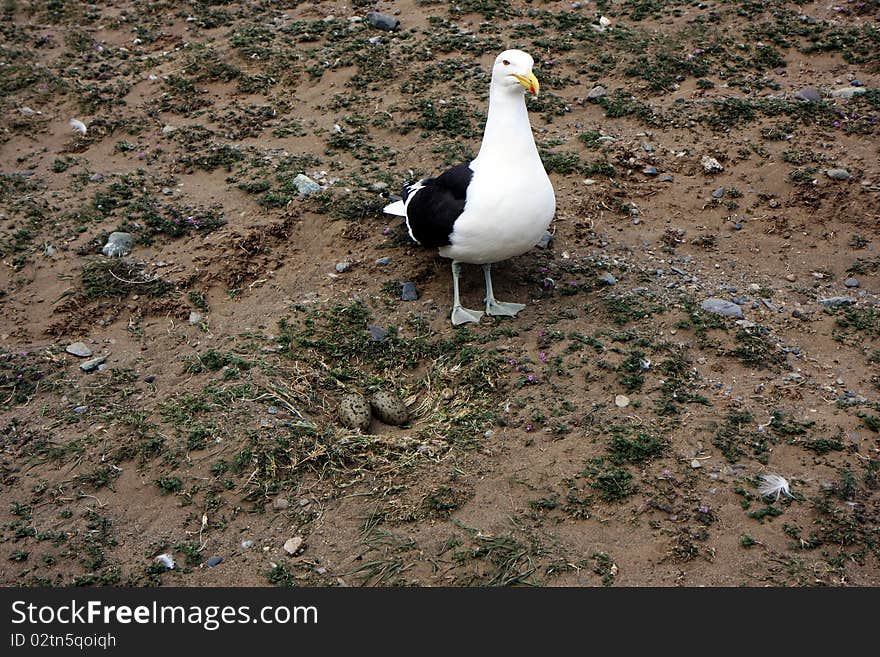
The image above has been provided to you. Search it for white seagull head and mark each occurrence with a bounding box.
[491,49,539,96]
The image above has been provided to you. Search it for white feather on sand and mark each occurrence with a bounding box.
[69,118,87,135]
[758,473,793,501]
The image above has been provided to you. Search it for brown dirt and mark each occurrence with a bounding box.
[1,0,879,587]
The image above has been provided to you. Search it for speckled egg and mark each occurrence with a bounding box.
[338,393,371,431]
[369,390,409,426]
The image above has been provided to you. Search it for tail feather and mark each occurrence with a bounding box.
[383,199,407,217]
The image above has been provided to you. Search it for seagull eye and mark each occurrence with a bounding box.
[502,60,510,66]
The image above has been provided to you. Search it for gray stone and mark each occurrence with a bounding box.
[658,174,674,182]
[535,230,552,249]
[365,12,399,31]
[272,496,289,511]
[375,256,392,266]
[642,166,658,176]
[188,311,202,325]
[144,375,156,383]
[825,168,851,181]
[335,261,351,273]
[102,232,134,257]
[367,325,388,342]
[73,406,89,414]
[89,173,104,182]
[586,85,606,101]
[598,272,617,286]
[80,356,107,372]
[700,298,744,319]
[794,87,821,102]
[66,342,93,358]
[830,86,866,99]
[370,182,389,192]
[293,173,321,196]
[712,187,725,199]
[401,281,419,301]
[241,540,254,550]
[206,556,223,568]
[819,297,855,308]
[283,536,304,555]
[844,278,860,288]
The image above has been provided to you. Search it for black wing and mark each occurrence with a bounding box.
[403,163,473,248]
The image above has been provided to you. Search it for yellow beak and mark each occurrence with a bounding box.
[512,71,540,96]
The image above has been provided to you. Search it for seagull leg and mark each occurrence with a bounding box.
[483,263,526,317]
[450,261,484,325]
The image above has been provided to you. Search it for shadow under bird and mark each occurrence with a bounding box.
[383,49,556,325]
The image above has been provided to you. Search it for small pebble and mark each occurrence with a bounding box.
[66,342,93,358]
[598,272,617,286]
[691,459,702,469]
[614,394,630,408]
[401,281,419,301]
[272,496,289,510]
[293,174,321,195]
[793,87,821,102]
[80,356,107,372]
[700,298,743,319]
[825,168,851,181]
[335,261,351,273]
[375,256,392,265]
[642,166,658,176]
[535,230,552,249]
[241,540,254,550]
[586,85,606,101]
[206,556,223,568]
[102,232,134,257]
[368,325,388,342]
[819,297,855,308]
[844,278,860,288]
[365,11,399,31]
[73,406,88,414]
[712,187,725,199]
[188,311,202,325]
[283,536,304,555]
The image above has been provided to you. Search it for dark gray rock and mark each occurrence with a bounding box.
[73,406,88,414]
[375,256,392,266]
[712,187,725,199]
[102,232,134,257]
[535,230,552,249]
[825,168,851,181]
[642,166,658,176]
[143,375,156,383]
[335,261,351,273]
[366,12,400,31]
[598,272,617,286]
[586,85,606,101]
[658,174,674,182]
[844,277,860,288]
[80,356,107,372]
[66,342,93,358]
[700,298,744,319]
[206,556,223,568]
[819,297,855,308]
[367,325,388,342]
[401,281,419,301]
[794,87,821,102]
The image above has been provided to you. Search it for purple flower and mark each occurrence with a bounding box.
[698,506,710,514]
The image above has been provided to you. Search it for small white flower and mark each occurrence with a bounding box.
[758,474,793,501]
[68,118,87,135]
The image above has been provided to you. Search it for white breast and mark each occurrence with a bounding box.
[440,165,555,265]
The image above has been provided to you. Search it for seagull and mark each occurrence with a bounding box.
[383,49,555,325]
